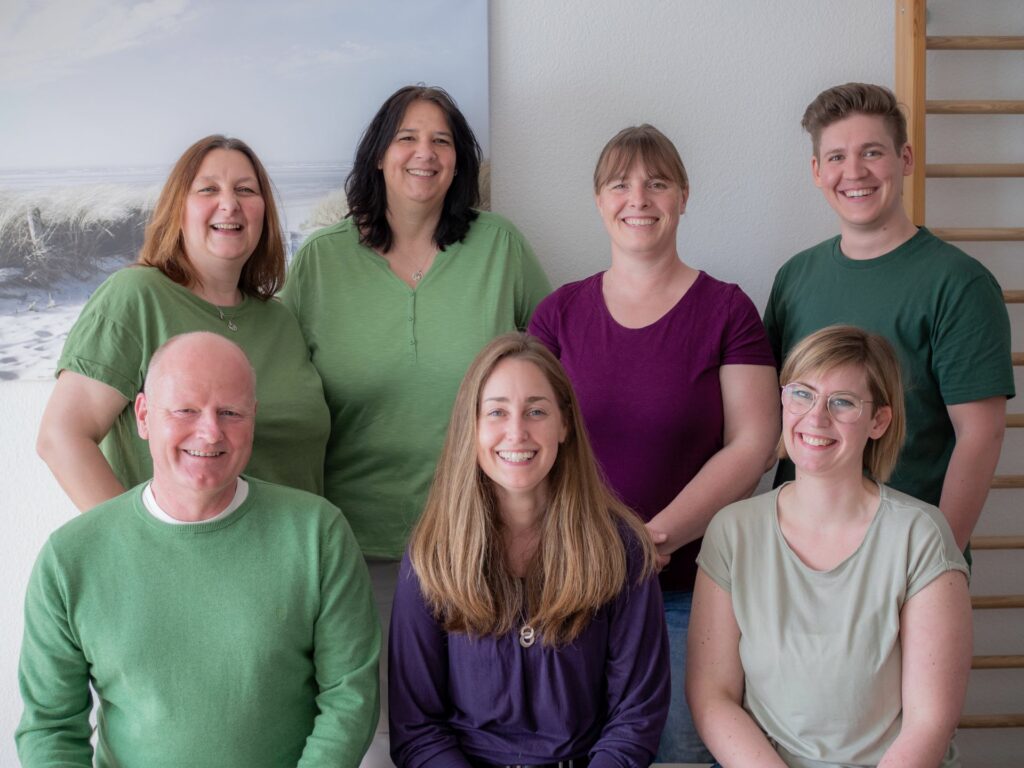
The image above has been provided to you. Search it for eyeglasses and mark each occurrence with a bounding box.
[781,383,874,424]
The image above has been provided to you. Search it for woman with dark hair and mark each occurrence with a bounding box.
[38,135,330,508]
[282,85,549,623]
[389,332,669,768]
[687,326,970,767]
[528,124,779,763]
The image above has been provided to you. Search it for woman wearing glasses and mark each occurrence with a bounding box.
[687,325,971,767]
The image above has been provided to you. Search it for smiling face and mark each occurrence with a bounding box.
[135,334,256,520]
[476,357,568,514]
[783,363,892,481]
[811,113,913,234]
[595,161,687,259]
[181,149,265,284]
[379,99,457,213]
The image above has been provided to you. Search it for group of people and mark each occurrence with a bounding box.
[15,79,1012,768]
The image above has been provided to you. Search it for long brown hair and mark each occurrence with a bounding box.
[137,135,285,300]
[409,333,656,647]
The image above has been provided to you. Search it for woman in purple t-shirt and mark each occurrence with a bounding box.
[528,125,780,763]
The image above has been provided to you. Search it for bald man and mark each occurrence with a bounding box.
[17,332,379,768]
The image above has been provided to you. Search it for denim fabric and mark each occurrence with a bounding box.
[655,590,714,764]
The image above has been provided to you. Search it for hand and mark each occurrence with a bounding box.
[645,523,672,572]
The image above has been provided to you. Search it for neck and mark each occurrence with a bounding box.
[150,477,238,523]
[606,249,692,292]
[190,269,244,306]
[384,202,443,251]
[838,215,918,261]
[784,471,878,524]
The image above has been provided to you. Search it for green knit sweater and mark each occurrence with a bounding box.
[16,478,380,768]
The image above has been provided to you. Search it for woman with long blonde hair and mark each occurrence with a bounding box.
[389,332,669,768]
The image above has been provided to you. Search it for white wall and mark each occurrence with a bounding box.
[0,1,1020,766]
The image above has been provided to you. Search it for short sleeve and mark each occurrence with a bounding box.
[720,285,776,367]
[527,293,561,358]
[932,272,1014,405]
[695,508,735,593]
[905,506,970,601]
[508,224,551,329]
[762,273,786,369]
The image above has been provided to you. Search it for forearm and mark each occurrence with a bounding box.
[648,440,774,552]
[37,433,126,512]
[693,697,787,768]
[876,724,956,768]
[939,430,1003,550]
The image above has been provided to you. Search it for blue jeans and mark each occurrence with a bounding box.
[655,590,714,764]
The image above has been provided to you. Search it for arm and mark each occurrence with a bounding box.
[36,371,129,511]
[298,516,381,768]
[685,571,788,768]
[646,364,779,557]
[589,558,671,768]
[388,558,473,768]
[15,543,94,767]
[940,397,1006,549]
[510,226,552,329]
[877,571,972,768]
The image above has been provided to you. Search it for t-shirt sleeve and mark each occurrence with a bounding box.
[905,506,970,601]
[526,293,561,358]
[509,226,552,330]
[932,272,1015,404]
[696,508,734,593]
[721,285,776,367]
[762,273,785,369]
[57,287,145,400]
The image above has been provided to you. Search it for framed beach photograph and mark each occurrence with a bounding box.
[0,0,489,381]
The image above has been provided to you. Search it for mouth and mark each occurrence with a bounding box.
[406,169,437,177]
[183,449,225,458]
[622,216,657,226]
[799,433,836,447]
[497,450,537,463]
[211,223,243,231]
[840,188,875,199]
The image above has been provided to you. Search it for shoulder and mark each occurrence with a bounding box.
[246,477,342,522]
[773,236,840,283]
[535,273,600,313]
[693,271,759,310]
[47,487,141,556]
[878,485,954,536]
[293,219,360,260]
[467,210,525,240]
[83,266,174,308]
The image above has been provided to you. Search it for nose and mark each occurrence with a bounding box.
[414,138,437,160]
[627,185,649,208]
[506,414,529,442]
[218,189,241,212]
[195,409,225,443]
[807,395,832,425]
[844,155,866,178]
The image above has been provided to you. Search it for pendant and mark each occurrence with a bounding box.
[412,270,424,282]
[227,319,238,332]
[519,624,536,648]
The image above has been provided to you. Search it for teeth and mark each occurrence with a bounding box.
[407,169,436,177]
[801,435,835,447]
[498,450,536,462]
[212,223,242,230]
[623,217,657,226]
[185,449,222,457]
[843,189,873,198]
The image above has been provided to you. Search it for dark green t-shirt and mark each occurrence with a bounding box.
[764,227,1014,505]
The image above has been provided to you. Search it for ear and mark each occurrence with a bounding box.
[900,143,914,177]
[559,413,570,444]
[135,392,151,440]
[678,187,689,215]
[811,155,823,189]
[868,404,892,440]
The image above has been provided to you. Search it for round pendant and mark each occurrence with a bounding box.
[227,319,238,332]
[519,624,535,648]
[412,270,424,282]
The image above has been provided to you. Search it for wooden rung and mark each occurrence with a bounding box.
[927,100,1024,115]
[931,228,1024,241]
[973,655,1024,669]
[1014,353,1024,366]
[1005,291,1024,303]
[1007,414,1024,428]
[928,163,1024,178]
[971,535,1024,550]
[993,475,1024,488]
[927,36,1024,50]
[959,713,1024,728]
[972,595,1024,609]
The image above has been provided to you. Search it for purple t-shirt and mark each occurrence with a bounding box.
[388,538,669,768]
[529,271,775,591]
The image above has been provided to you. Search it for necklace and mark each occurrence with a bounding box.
[519,624,536,648]
[217,306,239,332]
[410,248,436,282]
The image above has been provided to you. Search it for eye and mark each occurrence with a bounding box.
[484,407,506,418]
[649,180,669,190]
[433,137,451,145]
[396,134,415,142]
[828,394,859,412]
[527,407,547,418]
[826,153,843,163]
[236,185,260,195]
[788,386,815,402]
[173,408,198,416]
[863,149,882,158]
[195,185,217,194]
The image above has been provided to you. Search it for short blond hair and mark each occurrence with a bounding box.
[780,325,905,483]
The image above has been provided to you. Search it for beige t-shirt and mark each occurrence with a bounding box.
[698,484,968,768]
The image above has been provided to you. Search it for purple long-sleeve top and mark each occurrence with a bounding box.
[388,534,670,768]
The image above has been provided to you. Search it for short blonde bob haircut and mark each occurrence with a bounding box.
[780,325,906,483]
[137,135,285,300]
[409,333,656,647]
[593,124,689,193]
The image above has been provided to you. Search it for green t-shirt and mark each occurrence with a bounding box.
[17,478,380,768]
[57,266,330,495]
[764,227,1014,505]
[698,485,967,767]
[282,212,551,558]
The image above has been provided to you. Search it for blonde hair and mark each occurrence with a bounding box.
[780,325,906,482]
[137,135,285,300]
[409,333,656,646]
[593,124,689,193]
